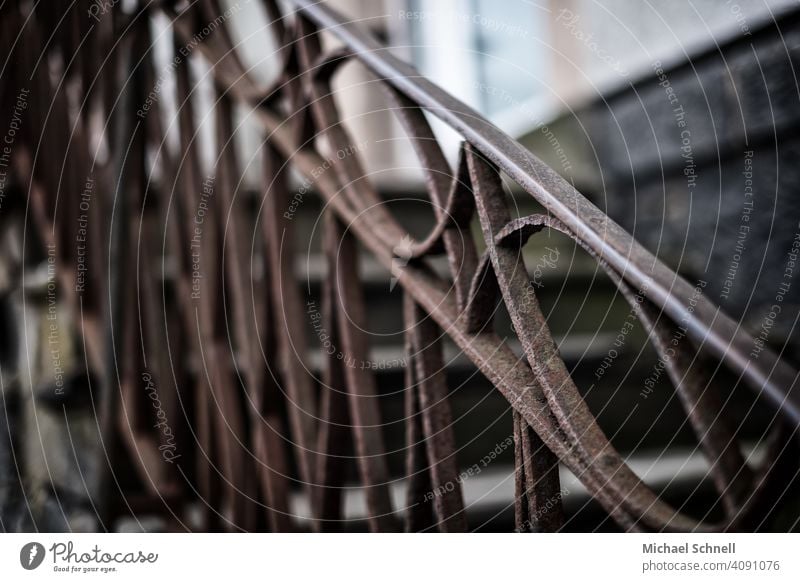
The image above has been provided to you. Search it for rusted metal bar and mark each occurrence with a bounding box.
[261,143,320,523]
[513,412,564,532]
[312,252,350,530]
[403,323,436,532]
[404,296,467,532]
[325,214,396,532]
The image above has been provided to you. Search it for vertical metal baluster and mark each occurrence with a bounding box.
[518,416,563,532]
[403,294,437,533]
[261,143,319,527]
[312,212,353,531]
[327,214,396,532]
[512,411,530,531]
[405,297,467,532]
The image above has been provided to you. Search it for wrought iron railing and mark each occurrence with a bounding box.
[1,0,798,532]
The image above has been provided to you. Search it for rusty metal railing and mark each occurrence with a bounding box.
[1,0,798,532]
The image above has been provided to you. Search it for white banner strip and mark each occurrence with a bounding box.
[1,533,797,581]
